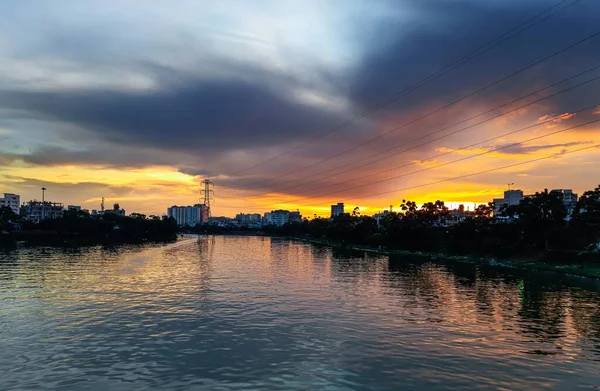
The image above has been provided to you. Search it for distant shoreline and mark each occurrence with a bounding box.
[0,230,177,248]
[281,236,600,279]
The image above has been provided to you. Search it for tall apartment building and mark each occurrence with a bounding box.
[0,193,20,215]
[167,204,209,227]
[331,202,345,218]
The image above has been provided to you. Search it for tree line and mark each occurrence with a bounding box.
[0,208,178,246]
[265,185,600,259]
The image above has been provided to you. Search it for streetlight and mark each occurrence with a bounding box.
[41,187,46,221]
[508,182,514,191]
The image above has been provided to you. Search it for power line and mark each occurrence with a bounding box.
[240,104,600,207]
[230,27,600,195]
[292,118,600,204]
[226,0,579,177]
[222,67,600,201]
[238,116,600,209]
[299,141,600,208]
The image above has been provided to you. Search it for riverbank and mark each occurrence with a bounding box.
[285,236,600,279]
[0,230,178,248]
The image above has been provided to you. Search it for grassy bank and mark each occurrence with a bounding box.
[286,236,600,279]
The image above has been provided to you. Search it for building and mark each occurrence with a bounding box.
[208,216,236,227]
[289,211,302,223]
[331,202,345,218]
[235,213,262,226]
[263,210,300,226]
[551,189,578,214]
[373,210,391,227]
[493,190,523,215]
[104,203,126,217]
[167,204,209,227]
[67,205,82,212]
[22,200,64,222]
[268,210,289,226]
[0,193,20,215]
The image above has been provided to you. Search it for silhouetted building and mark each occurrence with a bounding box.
[493,190,523,215]
[289,211,302,223]
[331,202,345,217]
[0,193,20,215]
[104,203,126,217]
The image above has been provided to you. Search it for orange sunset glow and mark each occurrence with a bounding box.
[1,0,599,218]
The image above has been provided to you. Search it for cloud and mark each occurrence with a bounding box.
[538,112,576,123]
[1,0,600,214]
[487,141,592,156]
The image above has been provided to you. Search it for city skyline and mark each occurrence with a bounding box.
[1,0,599,217]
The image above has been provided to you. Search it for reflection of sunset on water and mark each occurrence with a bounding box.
[1,237,599,389]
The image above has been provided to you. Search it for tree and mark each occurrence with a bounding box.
[497,204,518,219]
[475,202,494,219]
[400,199,418,218]
[418,200,449,225]
[0,206,17,224]
[0,206,18,232]
[572,184,600,249]
[517,189,567,251]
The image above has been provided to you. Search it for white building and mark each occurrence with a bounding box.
[167,204,209,227]
[493,190,523,215]
[331,202,345,218]
[551,189,578,214]
[263,210,300,226]
[22,201,64,221]
[0,193,20,215]
[266,210,289,226]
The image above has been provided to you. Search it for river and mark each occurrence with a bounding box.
[1,236,599,390]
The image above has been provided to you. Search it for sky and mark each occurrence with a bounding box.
[0,0,599,217]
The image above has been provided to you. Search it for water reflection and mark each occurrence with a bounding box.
[1,236,599,390]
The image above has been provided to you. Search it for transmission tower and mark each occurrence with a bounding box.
[201,179,214,217]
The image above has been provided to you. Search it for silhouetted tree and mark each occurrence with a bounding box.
[517,189,567,251]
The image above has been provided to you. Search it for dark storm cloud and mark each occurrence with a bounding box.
[347,0,600,120]
[0,69,349,153]
[0,145,197,169]
[1,0,599,191]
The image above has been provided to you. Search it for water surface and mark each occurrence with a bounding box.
[1,236,599,390]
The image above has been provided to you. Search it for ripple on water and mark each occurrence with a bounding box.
[1,237,600,390]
